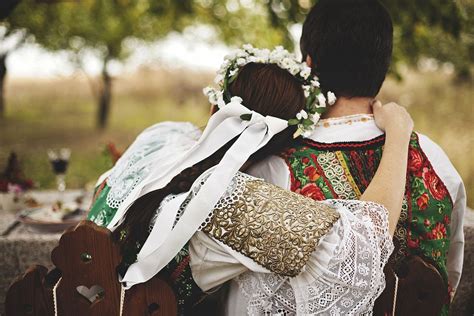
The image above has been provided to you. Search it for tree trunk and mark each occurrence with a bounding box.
[97,58,112,129]
[0,53,7,119]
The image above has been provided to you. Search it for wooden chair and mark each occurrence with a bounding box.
[5,221,177,316]
[373,255,446,316]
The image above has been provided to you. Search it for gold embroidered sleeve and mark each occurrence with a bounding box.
[202,179,340,277]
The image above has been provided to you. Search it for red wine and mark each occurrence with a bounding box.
[50,159,69,174]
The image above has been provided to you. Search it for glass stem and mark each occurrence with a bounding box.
[57,174,66,192]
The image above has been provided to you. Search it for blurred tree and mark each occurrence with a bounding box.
[2,0,197,128]
[3,0,286,127]
[0,0,44,118]
[1,0,78,119]
[264,0,472,79]
[31,0,197,129]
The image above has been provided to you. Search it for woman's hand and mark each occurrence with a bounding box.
[372,101,414,138]
[363,100,414,235]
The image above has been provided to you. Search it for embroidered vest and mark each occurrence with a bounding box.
[280,133,454,315]
[87,182,205,316]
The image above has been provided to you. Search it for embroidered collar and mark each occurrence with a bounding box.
[316,114,374,128]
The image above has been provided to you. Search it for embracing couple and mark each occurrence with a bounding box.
[87,0,465,315]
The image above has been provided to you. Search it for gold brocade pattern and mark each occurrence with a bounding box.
[202,180,340,277]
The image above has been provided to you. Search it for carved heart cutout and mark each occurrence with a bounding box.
[76,285,105,304]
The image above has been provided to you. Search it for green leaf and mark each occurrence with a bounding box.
[288,118,300,126]
[240,113,252,121]
[302,118,313,126]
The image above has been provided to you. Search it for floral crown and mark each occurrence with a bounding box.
[203,44,336,138]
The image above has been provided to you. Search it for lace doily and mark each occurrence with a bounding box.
[105,122,201,210]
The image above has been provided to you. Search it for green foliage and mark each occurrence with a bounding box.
[5,0,471,78]
[265,0,473,78]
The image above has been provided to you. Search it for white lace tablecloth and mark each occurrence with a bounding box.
[0,190,92,315]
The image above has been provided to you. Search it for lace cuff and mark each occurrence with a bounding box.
[233,200,394,315]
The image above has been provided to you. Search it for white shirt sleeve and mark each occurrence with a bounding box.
[246,155,291,189]
[418,133,466,290]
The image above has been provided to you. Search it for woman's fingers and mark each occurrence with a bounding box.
[373,101,414,136]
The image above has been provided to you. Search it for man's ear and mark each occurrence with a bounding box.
[305,55,313,68]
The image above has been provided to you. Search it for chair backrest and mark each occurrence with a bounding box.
[51,220,123,315]
[373,255,445,316]
[5,265,53,316]
[6,220,177,316]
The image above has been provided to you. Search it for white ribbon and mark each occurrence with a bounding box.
[106,103,288,288]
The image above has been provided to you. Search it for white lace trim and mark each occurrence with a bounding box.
[234,200,393,315]
[188,169,255,231]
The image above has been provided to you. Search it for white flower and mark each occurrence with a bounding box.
[229,96,243,105]
[248,56,259,63]
[303,85,311,97]
[296,110,308,120]
[289,64,300,76]
[327,91,337,105]
[317,93,327,107]
[214,74,225,84]
[300,65,311,79]
[242,43,254,51]
[224,52,236,61]
[310,112,321,122]
[208,92,218,105]
[311,78,320,88]
[202,86,213,96]
[274,45,284,52]
[229,68,238,77]
[236,49,247,58]
[236,57,246,66]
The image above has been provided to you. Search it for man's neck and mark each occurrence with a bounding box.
[322,96,374,119]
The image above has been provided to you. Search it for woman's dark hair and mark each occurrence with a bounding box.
[300,0,393,98]
[113,62,305,266]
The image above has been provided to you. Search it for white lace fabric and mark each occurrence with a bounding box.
[233,200,393,316]
[105,122,202,209]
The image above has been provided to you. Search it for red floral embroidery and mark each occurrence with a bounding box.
[407,237,420,249]
[291,180,301,191]
[416,193,429,210]
[300,183,325,200]
[408,147,424,173]
[427,222,447,240]
[424,218,431,227]
[301,157,310,165]
[303,165,320,181]
[444,215,450,225]
[422,168,448,201]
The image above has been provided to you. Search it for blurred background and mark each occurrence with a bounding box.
[0,0,472,207]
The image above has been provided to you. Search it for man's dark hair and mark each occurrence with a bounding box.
[301,0,393,97]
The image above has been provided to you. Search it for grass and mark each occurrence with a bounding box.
[0,67,472,207]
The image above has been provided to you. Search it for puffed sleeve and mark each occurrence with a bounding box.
[289,200,394,315]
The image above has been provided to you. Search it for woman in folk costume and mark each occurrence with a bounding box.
[87,45,413,315]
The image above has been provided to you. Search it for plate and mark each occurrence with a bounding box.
[19,206,87,233]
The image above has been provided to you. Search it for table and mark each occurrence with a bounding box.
[0,190,91,315]
[0,190,473,315]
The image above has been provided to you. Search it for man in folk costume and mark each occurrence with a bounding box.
[86,45,415,315]
[250,1,466,315]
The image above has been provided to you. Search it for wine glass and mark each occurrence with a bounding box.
[47,148,71,194]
